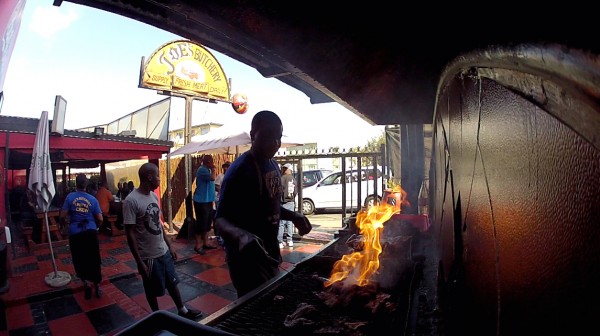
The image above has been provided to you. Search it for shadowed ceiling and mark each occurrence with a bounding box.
[60,0,599,125]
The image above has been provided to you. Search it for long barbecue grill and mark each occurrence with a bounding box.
[201,214,437,336]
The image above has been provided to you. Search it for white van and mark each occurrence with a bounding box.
[300,167,384,215]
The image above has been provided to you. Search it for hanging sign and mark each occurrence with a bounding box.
[139,40,230,101]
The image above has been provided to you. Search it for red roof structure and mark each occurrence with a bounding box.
[0,115,173,220]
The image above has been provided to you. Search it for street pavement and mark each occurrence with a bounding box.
[306,212,346,232]
[299,212,351,243]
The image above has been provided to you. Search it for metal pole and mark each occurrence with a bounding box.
[184,96,193,196]
[166,155,173,233]
[42,208,71,287]
[44,211,58,276]
[296,159,303,214]
[184,96,194,242]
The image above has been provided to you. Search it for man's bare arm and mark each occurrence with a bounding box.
[125,225,149,278]
[280,206,312,236]
[215,217,255,251]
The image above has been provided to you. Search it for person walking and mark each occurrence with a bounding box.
[215,110,312,298]
[95,180,114,231]
[95,180,114,215]
[278,163,298,248]
[193,154,217,255]
[122,162,203,321]
[59,174,104,299]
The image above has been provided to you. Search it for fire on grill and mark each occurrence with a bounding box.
[281,187,413,335]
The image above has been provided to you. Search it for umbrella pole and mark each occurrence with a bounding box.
[42,209,71,287]
[44,210,58,276]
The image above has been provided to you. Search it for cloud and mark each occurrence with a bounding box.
[29,6,78,39]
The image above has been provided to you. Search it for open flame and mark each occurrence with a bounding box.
[324,186,408,288]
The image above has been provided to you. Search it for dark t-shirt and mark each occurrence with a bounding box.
[216,151,283,262]
[281,174,297,203]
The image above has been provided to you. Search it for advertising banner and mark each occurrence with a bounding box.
[140,40,230,102]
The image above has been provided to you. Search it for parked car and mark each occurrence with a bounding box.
[293,169,333,188]
[300,167,384,215]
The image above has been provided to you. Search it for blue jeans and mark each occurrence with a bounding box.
[278,201,295,244]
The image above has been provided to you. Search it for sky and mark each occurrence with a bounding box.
[1,1,385,149]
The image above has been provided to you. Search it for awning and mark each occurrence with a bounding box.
[1,115,173,169]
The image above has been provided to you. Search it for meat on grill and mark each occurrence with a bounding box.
[284,302,368,336]
[316,281,397,315]
[283,302,318,328]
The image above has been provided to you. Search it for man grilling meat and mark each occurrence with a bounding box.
[215,110,312,297]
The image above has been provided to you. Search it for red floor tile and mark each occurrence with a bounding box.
[48,313,98,336]
[129,293,153,314]
[3,230,329,336]
[74,284,115,312]
[2,273,52,302]
[294,243,322,254]
[186,293,232,315]
[113,253,133,261]
[102,262,133,277]
[193,267,231,286]
[193,250,227,267]
[157,294,177,310]
[37,262,57,274]
[102,283,148,321]
[59,263,76,275]
[11,255,37,265]
[5,303,33,330]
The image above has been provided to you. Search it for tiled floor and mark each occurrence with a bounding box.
[0,228,328,336]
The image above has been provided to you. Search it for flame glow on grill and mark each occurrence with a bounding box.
[324,186,408,288]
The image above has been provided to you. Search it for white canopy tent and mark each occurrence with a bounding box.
[168,124,304,157]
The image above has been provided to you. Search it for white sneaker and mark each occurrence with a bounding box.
[279,242,285,249]
[287,240,294,247]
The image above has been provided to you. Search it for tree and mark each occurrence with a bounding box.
[362,131,385,152]
[355,131,385,166]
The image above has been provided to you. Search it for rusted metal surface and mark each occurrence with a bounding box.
[433,47,600,335]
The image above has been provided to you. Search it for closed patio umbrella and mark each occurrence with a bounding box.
[28,111,71,287]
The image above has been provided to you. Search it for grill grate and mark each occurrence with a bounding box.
[213,261,332,335]
[210,255,414,336]
[207,218,424,336]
